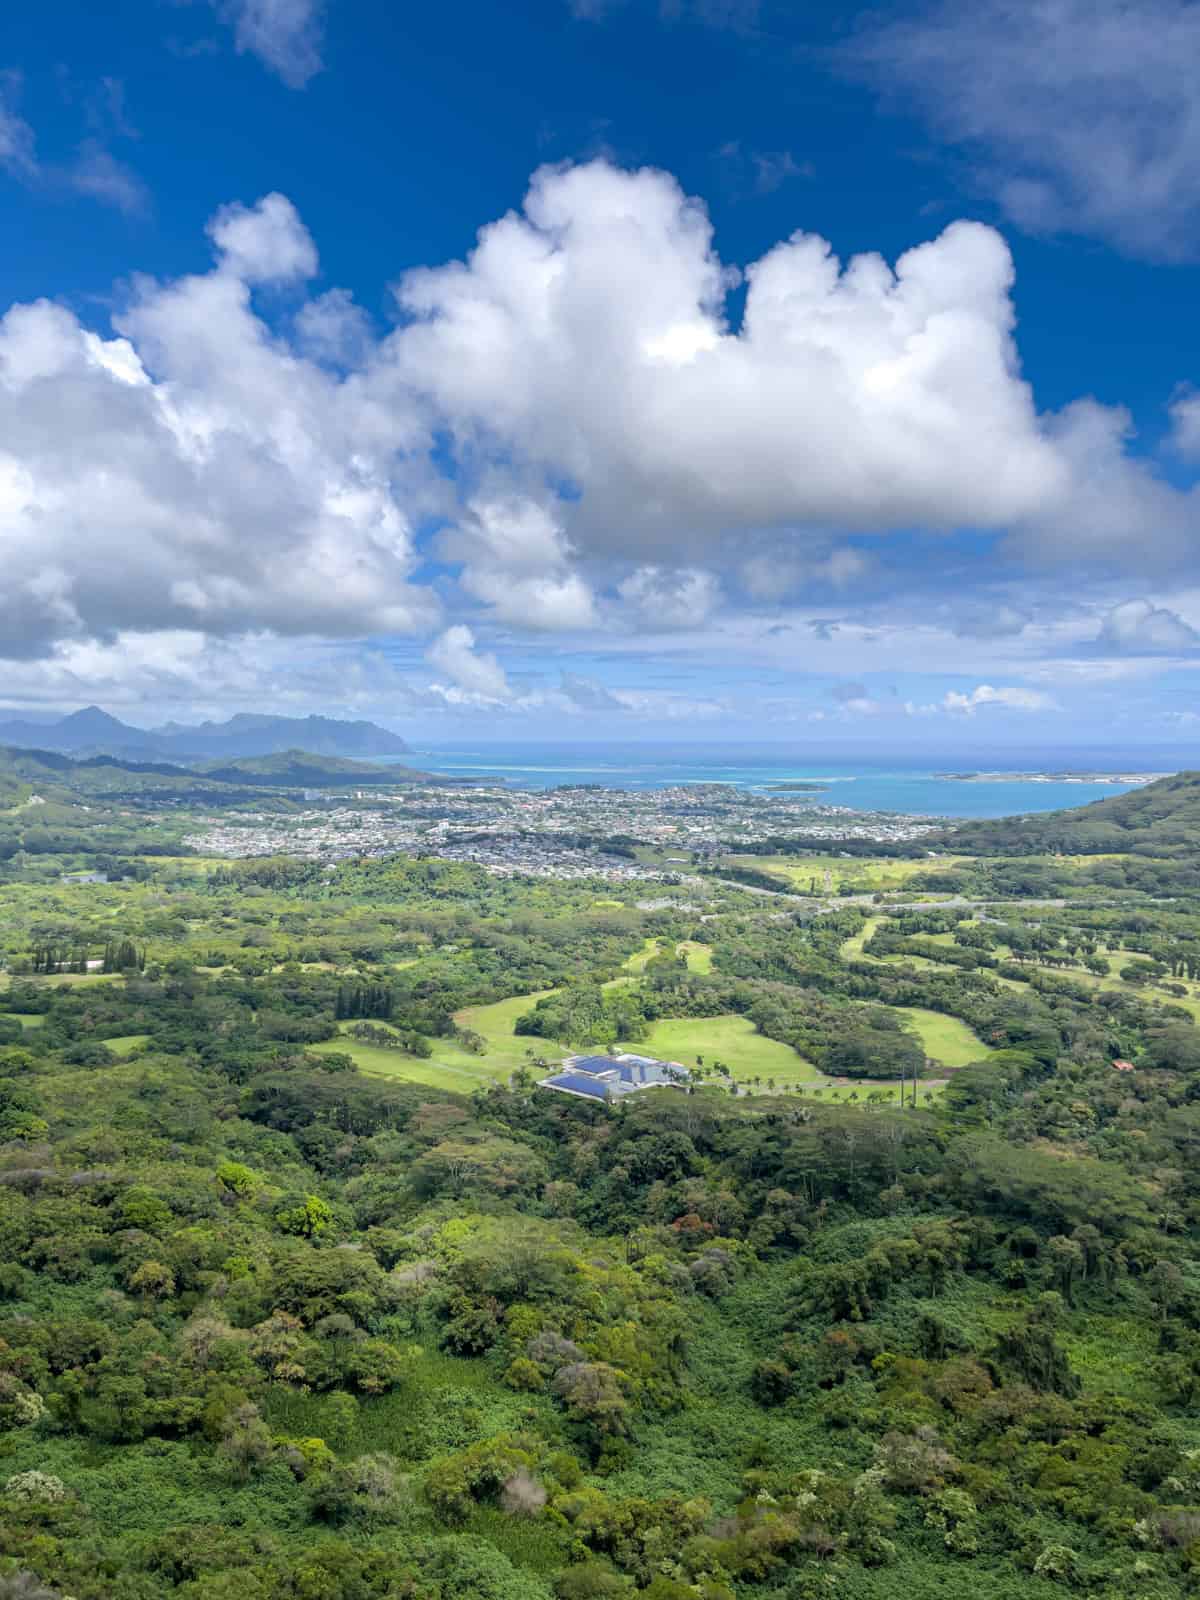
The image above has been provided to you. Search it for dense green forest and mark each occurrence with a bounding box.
[6,771,1200,1597]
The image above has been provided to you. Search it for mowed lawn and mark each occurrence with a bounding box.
[624,1014,818,1084]
[839,916,883,962]
[895,1006,993,1068]
[309,990,568,1093]
[620,938,713,974]
[629,1014,947,1103]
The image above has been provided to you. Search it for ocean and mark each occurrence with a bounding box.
[409,741,1178,819]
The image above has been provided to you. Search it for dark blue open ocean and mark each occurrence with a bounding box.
[409,741,1186,819]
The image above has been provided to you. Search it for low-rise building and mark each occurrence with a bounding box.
[539,1051,691,1102]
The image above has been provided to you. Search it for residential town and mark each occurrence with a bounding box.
[183,780,943,877]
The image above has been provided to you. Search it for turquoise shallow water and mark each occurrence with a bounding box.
[408,741,1175,819]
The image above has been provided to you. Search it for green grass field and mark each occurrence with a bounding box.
[309,990,568,1093]
[102,1034,151,1057]
[454,991,567,1074]
[619,938,713,974]
[894,1006,993,1068]
[622,937,663,972]
[839,916,883,961]
[624,1013,816,1084]
[2,1011,44,1028]
[309,1033,504,1093]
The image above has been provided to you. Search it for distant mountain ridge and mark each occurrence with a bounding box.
[0,744,433,799]
[0,707,411,761]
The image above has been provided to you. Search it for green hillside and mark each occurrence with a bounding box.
[944,769,1200,856]
[195,749,431,786]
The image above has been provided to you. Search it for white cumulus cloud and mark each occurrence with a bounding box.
[5,157,1200,717]
[208,192,319,282]
[425,624,513,704]
[444,498,598,630]
[390,160,1067,553]
[0,204,433,660]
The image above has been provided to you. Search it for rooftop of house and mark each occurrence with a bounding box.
[538,1051,691,1101]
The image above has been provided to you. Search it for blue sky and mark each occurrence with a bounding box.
[3,0,1200,748]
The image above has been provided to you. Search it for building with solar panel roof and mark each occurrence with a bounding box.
[538,1051,691,1102]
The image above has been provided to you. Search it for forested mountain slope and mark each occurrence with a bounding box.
[945,769,1200,856]
[194,750,430,786]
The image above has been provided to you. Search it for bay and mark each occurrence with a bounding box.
[406,740,1173,818]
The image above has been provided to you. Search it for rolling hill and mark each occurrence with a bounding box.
[945,769,1200,856]
[194,751,431,787]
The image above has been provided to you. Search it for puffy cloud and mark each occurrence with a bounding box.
[1008,398,1200,571]
[8,157,1200,725]
[425,624,513,704]
[444,498,597,630]
[942,684,1057,714]
[391,160,1066,553]
[208,193,318,282]
[295,288,372,366]
[618,565,721,627]
[212,0,326,88]
[1097,599,1198,652]
[0,208,433,660]
[851,0,1200,260]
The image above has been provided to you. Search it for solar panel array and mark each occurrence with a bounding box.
[541,1072,612,1099]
